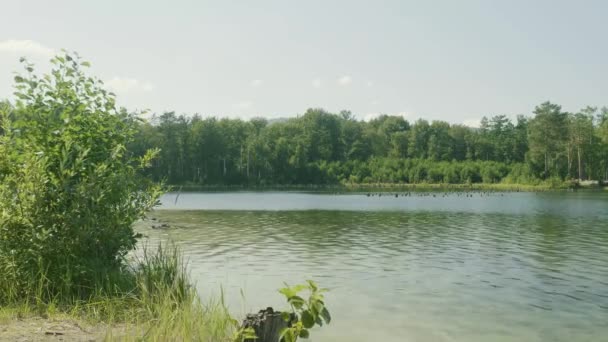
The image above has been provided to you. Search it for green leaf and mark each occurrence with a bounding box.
[240,327,257,339]
[288,295,306,309]
[315,316,323,327]
[306,280,318,292]
[299,328,310,338]
[321,307,331,324]
[312,300,324,316]
[280,328,296,342]
[279,287,296,299]
[291,284,308,293]
[301,310,315,329]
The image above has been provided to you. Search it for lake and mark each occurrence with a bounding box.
[138,191,608,341]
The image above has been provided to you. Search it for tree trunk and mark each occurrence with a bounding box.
[241,307,294,342]
[544,152,549,178]
[567,145,572,178]
[577,146,582,181]
[240,145,243,173]
[247,147,250,179]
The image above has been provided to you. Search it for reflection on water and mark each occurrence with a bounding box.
[139,192,608,342]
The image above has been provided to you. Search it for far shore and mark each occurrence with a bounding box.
[165,182,606,193]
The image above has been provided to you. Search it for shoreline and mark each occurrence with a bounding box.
[166,182,605,193]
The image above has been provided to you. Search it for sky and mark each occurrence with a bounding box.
[0,0,606,126]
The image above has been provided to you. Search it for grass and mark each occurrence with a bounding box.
[0,244,239,341]
[340,182,568,191]
[168,181,573,193]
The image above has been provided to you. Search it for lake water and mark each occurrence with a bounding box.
[139,191,608,341]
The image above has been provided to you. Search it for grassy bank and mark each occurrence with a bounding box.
[168,181,576,193]
[0,245,237,341]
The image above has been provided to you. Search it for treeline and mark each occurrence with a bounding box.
[123,102,608,186]
[4,99,607,186]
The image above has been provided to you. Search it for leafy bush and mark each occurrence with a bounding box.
[0,53,162,303]
[503,162,540,184]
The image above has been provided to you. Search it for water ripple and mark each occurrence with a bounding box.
[138,192,608,342]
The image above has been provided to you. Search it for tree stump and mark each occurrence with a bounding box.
[241,307,294,342]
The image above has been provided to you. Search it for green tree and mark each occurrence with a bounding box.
[389,131,409,158]
[427,121,452,161]
[408,119,430,159]
[513,115,529,162]
[447,124,470,161]
[527,102,569,178]
[0,53,161,300]
[569,108,595,180]
[120,98,606,186]
[341,116,371,160]
[598,108,608,181]
[475,117,494,160]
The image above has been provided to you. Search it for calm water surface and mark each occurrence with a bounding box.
[139,191,608,341]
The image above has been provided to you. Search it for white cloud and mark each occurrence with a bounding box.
[337,75,352,86]
[105,77,155,93]
[233,101,253,110]
[312,79,322,88]
[463,118,481,128]
[0,39,55,57]
[366,81,374,87]
[250,79,263,87]
[370,100,380,105]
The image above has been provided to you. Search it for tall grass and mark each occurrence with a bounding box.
[0,244,238,341]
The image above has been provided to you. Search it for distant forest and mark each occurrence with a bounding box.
[126,102,608,186]
[3,100,607,186]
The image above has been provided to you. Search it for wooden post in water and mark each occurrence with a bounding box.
[241,307,293,342]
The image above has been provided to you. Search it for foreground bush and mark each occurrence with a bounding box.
[0,52,162,304]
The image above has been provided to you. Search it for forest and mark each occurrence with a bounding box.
[2,99,607,186]
[125,102,608,186]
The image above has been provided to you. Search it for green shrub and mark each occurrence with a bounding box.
[0,53,162,303]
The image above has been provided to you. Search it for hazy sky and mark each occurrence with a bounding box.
[1,0,606,125]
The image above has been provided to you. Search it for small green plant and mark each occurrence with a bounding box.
[233,326,258,342]
[278,280,331,342]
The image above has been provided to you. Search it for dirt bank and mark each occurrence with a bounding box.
[0,317,131,342]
